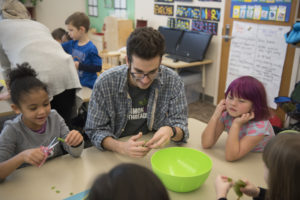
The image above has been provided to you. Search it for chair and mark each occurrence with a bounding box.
[99,50,121,74]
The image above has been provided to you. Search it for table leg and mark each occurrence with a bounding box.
[201,65,206,102]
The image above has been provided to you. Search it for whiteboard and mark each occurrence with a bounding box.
[226,21,290,109]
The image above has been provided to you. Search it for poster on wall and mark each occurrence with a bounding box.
[230,0,292,22]
[201,7,221,21]
[176,18,190,30]
[176,6,201,19]
[192,20,218,35]
[167,18,190,30]
[226,21,290,109]
[168,18,176,28]
[154,4,174,16]
[175,0,193,2]
[155,0,174,3]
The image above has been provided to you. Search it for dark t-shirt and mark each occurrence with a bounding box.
[122,84,150,137]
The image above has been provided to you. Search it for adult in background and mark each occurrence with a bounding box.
[0,0,82,128]
[85,27,189,157]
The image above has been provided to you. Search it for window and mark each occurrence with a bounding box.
[88,0,98,17]
[114,0,126,9]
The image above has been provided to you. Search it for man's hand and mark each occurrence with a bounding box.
[120,132,150,158]
[145,126,172,149]
[21,148,45,167]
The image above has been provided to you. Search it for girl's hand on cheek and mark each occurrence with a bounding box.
[234,112,255,125]
[213,99,226,119]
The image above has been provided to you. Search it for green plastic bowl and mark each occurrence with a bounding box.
[151,147,212,192]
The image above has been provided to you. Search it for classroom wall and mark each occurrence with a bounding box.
[135,0,225,104]
[35,0,85,32]
[88,0,135,33]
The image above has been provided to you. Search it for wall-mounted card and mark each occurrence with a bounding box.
[240,5,247,19]
[260,6,269,20]
[233,5,240,18]
[276,6,286,21]
[268,6,277,21]
[253,5,262,20]
[246,6,254,19]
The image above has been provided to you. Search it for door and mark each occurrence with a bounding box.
[217,0,298,121]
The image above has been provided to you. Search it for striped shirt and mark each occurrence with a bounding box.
[85,65,189,150]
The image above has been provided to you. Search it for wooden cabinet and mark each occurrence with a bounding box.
[89,33,104,52]
[103,16,133,51]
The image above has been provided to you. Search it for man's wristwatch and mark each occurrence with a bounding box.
[171,126,177,138]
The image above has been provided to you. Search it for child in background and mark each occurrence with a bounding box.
[202,76,275,161]
[51,27,71,43]
[215,132,300,200]
[88,163,170,200]
[0,63,84,180]
[62,12,102,89]
[0,0,82,128]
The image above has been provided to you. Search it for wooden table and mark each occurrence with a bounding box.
[0,118,266,200]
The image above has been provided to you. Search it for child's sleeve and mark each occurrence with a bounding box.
[56,112,84,157]
[61,40,73,54]
[0,125,18,163]
[78,47,102,72]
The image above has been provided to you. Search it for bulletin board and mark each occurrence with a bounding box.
[226,21,290,109]
[230,0,292,22]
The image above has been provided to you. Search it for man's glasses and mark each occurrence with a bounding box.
[130,67,160,80]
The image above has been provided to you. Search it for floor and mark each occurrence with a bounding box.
[188,100,215,123]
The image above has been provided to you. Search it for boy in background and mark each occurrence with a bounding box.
[63,12,102,89]
[51,28,71,43]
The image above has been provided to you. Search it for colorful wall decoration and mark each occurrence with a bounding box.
[201,7,221,21]
[199,0,221,1]
[230,0,292,22]
[168,18,176,28]
[155,0,174,3]
[176,18,191,30]
[155,1,222,35]
[176,6,201,19]
[154,4,174,16]
[192,20,218,35]
[167,18,191,30]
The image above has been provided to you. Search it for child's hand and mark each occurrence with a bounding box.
[65,130,83,147]
[74,61,79,69]
[21,148,45,167]
[215,175,233,199]
[212,99,226,119]
[239,179,260,198]
[233,112,255,126]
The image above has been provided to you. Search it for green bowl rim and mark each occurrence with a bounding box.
[151,147,213,178]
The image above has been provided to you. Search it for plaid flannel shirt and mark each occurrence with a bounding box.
[85,65,189,150]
